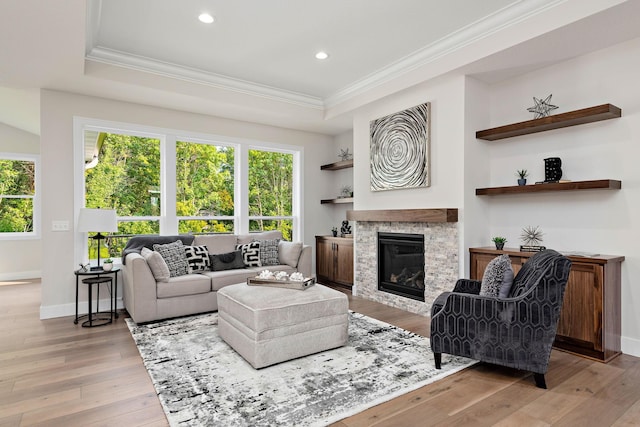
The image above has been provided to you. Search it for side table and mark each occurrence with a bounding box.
[74,268,120,327]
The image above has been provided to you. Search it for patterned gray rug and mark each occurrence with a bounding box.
[127,311,476,427]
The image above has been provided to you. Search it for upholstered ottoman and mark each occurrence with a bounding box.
[217,283,349,368]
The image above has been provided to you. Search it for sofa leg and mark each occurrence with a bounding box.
[534,373,547,389]
[434,352,442,369]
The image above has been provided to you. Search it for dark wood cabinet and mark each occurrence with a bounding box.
[470,247,624,362]
[316,236,353,288]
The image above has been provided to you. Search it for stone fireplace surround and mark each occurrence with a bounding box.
[347,209,459,317]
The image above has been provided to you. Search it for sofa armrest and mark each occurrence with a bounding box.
[122,253,158,323]
[297,245,312,278]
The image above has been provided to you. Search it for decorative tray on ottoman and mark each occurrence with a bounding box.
[247,271,316,291]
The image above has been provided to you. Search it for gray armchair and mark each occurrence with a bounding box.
[430,249,571,388]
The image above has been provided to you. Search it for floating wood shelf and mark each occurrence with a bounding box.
[476,104,621,141]
[320,159,353,171]
[476,179,621,196]
[346,208,458,223]
[321,197,353,204]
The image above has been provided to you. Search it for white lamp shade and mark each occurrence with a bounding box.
[77,208,118,232]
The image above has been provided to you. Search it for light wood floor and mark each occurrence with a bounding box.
[1,281,639,426]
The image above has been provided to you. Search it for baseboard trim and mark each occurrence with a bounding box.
[622,336,640,358]
[40,298,124,320]
[0,270,41,281]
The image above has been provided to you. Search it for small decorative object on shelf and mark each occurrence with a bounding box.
[526,94,558,119]
[340,220,352,237]
[516,169,528,186]
[544,157,563,182]
[338,148,352,161]
[491,236,507,250]
[339,185,353,198]
[102,258,114,271]
[520,225,546,252]
[331,227,338,237]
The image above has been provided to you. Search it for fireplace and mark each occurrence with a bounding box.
[378,232,425,301]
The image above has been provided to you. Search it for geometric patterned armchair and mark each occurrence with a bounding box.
[430,249,571,388]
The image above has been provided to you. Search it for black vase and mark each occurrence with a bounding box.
[544,157,562,182]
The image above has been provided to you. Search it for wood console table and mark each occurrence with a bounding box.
[470,247,624,362]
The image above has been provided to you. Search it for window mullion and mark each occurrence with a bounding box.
[162,135,178,235]
[237,145,249,235]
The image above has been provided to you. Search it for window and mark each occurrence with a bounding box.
[84,131,161,259]
[75,118,302,264]
[0,154,39,238]
[176,140,234,234]
[248,149,294,241]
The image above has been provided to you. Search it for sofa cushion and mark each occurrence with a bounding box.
[153,240,190,277]
[141,247,170,282]
[156,274,212,298]
[254,238,280,266]
[184,245,211,273]
[237,230,283,245]
[202,269,258,291]
[236,241,261,267]
[192,234,238,255]
[278,241,303,268]
[210,250,245,271]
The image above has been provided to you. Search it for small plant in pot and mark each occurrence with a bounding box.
[102,258,114,271]
[516,169,529,186]
[491,237,507,250]
[331,227,338,237]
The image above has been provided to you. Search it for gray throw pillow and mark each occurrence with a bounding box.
[479,254,513,298]
[278,241,303,268]
[236,241,261,267]
[210,250,246,271]
[184,245,211,273]
[254,239,280,266]
[141,247,170,282]
[153,240,190,277]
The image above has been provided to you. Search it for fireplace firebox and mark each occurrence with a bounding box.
[377,232,425,301]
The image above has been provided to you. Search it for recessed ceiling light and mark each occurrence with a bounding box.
[198,13,214,24]
[315,51,329,60]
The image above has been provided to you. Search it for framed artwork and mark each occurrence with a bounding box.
[369,102,430,191]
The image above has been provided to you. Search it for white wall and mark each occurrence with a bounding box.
[0,122,41,280]
[484,37,640,356]
[39,90,333,318]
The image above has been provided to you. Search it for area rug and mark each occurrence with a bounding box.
[127,311,476,427]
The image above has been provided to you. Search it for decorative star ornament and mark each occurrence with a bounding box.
[520,225,544,246]
[338,148,352,161]
[527,94,559,119]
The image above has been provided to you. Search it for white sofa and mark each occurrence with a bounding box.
[122,230,311,323]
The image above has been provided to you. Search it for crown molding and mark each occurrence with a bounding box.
[85,47,325,110]
[324,0,567,109]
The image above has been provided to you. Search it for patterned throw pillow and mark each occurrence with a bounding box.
[235,241,261,267]
[254,239,280,266]
[479,254,514,297]
[153,240,190,277]
[184,245,211,273]
[210,250,246,271]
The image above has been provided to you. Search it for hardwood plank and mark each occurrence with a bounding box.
[2,280,640,426]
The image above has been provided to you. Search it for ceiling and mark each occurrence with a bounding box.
[1,0,639,136]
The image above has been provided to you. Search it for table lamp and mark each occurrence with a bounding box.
[77,208,118,270]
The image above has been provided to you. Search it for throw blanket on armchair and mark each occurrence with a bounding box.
[121,235,195,264]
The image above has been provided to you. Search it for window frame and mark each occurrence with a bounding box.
[73,117,303,265]
[0,152,40,240]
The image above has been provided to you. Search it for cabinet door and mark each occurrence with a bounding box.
[334,240,354,286]
[316,238,334,281]
[471,253,527,280]
[556,262,602,350]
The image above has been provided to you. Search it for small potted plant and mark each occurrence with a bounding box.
[331,227,338,237]
[491,237,507,250]
[102,258,114,271]
[516,169,529,186]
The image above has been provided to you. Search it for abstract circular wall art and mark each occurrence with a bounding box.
[369,102,430,191]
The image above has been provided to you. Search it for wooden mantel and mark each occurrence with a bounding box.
[346,208,458,223]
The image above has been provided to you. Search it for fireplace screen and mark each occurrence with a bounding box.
[378,232,425,301]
